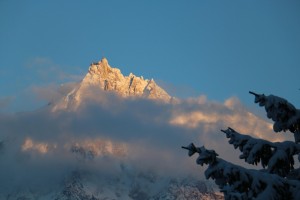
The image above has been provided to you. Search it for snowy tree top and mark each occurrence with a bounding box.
[182,143,300,199]
[250,91,300,143]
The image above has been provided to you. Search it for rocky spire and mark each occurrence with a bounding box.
[88,57,112,77]
[52,58,172,111]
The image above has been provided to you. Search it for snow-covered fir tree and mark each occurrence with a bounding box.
[183,92,300,199]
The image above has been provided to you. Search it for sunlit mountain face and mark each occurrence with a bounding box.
[52,58,172,112]
[1,58,285,199]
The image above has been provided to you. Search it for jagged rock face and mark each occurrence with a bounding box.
[55,172,99,200]
[152,179,224,200]
[52,58,171,111]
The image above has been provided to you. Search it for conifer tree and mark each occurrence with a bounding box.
[183,92,300,199]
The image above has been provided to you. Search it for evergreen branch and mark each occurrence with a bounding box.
[183,143,299,199]
[250,91,300,143]
[221,127,300,177]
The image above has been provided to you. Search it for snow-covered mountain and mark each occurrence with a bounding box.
[55,170,223,200]
[2,58,225,200]
[52,58,172,111]
[5,168,223,200]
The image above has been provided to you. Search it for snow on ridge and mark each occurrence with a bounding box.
[52,58,172,111]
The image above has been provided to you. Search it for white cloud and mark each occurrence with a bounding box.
[0,90,293,193]
[22,138,51,154]
[169,96,287,142]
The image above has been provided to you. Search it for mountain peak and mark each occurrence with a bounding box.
[52,58,172,111]
[89,57,112,77]
[100,57,108,66]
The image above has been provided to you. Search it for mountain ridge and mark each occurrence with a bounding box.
[52,58,172,111]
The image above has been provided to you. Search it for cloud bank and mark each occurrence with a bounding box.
[0,87,292,196]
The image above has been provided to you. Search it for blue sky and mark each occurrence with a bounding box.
[1,0,300,111]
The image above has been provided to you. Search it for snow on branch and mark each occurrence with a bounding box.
[182,143,300,199]
[182,143,219,165]
[250,91,300,143]
[221,127,300,177]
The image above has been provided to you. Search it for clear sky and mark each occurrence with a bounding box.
[1,0,300,112]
